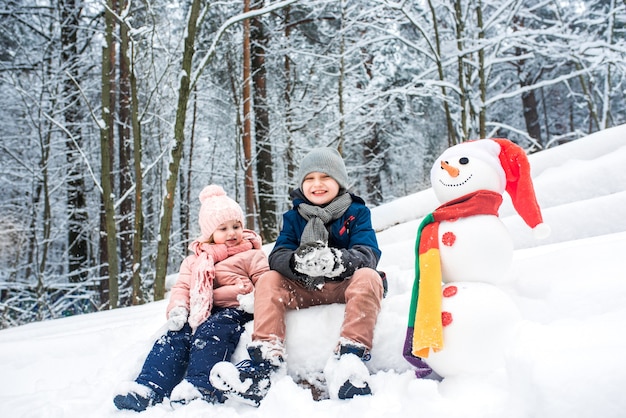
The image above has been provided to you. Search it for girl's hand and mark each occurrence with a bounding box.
[237,291,255,314]
[167,306,188,331]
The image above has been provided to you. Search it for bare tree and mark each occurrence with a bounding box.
[130,68,145,304]
[127,10,145,306]
[154,0,204,300]
[60,0,89,283]
[100,0,120,308]
[117,0,135,305]
[242,0,256,230]
[251,0,278,242]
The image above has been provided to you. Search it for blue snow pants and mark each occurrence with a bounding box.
[135,307,252,401]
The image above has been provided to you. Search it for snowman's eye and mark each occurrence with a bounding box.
[459,157,469,165]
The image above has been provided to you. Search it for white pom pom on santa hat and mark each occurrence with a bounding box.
[468,138,550,239]
[532,222,551,240]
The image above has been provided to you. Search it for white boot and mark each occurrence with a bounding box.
[323,342,372,400]
[169,380,202,408]
[210,342,285,406]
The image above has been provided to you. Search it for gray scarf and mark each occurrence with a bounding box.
[297,193,353,244]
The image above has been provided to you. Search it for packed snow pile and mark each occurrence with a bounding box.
[1,124,626,418]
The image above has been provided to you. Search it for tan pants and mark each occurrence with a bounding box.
[252,268,384,350]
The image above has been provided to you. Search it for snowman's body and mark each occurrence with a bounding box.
[425,282,521,376]
[438,215,513,284]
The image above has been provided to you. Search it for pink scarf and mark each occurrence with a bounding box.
[187,229,262,330]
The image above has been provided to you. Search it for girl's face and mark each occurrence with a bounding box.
[211,220,244,246]
[301,171,340,206]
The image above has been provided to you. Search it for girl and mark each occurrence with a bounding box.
[114,185,268,411]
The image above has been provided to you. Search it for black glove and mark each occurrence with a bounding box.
[299,274,326,291]
[294,241,326,260]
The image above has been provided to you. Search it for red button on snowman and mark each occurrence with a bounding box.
[403,138,549,378]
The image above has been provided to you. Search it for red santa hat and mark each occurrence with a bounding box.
[468,138,550,239]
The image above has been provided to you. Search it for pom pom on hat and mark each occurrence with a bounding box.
[297,147,349,190]
[532,222,551,240]
[469,138,550,239]
[197,185,244,241]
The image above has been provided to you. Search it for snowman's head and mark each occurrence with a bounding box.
[430,140,506,204]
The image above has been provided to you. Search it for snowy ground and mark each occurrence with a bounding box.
[1,125,626,418]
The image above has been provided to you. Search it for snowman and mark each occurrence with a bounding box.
[403,138,549,378]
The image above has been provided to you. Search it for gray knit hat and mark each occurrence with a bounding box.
[297,147,349,190]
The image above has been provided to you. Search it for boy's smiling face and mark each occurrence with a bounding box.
[301,171,340,206]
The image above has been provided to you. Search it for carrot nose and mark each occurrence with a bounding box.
[441,160,459,177]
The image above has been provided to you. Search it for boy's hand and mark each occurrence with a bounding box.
[167,306,188,331]
[293,241,330,277]
[293,241,346,280]
[301,275,326,291]
[294,241,327,259]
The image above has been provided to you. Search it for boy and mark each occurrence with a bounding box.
[210,147,385,405]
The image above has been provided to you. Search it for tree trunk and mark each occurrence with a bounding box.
[60,0,89,283]
[337,0,346,152]
[118,0,134,305]
[129,32,144,305]
[242,0,256,229]
[574,62,600,133]
[154,0,203,301]
[180,89,197,247]
[226,53,243,196]
[476,0,486,138]
[283,6,297,189]
[100,0,119,308]
[38,127,52,284]
[600,0,616,129]
[453,0,468,141]
[520,82,542,145]
[251,0,277,242]
[513,17,543,146]
[426,0,457,147]
[360,50,383,205]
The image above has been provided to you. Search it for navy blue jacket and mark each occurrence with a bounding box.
[268,190,381,282]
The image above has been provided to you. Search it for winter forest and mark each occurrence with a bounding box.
[0,0,624,328]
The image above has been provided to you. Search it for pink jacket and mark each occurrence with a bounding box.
[166,234,269,322]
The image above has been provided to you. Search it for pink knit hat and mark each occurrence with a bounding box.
[197,185,244,241]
